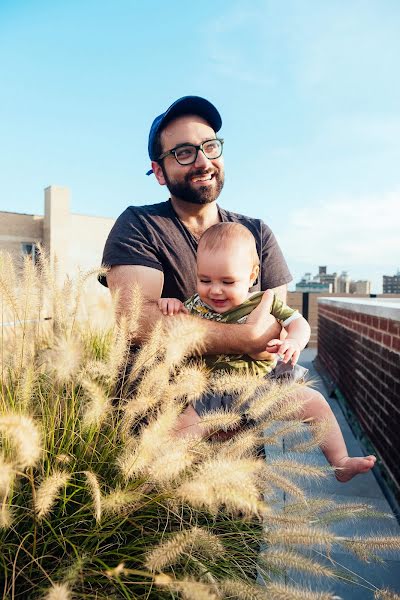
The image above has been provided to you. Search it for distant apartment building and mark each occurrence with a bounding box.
[296,266,371,295]
[295,272,331,293]
[350,279,371,294]
[317,266,337,292]
[383,271,400,294]
[0,186,115,291]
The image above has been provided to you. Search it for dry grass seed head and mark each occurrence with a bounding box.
[169,363,210,402]
[106,314,131,384]
[163,314,206,368]
[84,471,102,522]
[81,377,111,430]
[146,526,224,572]
[101,486,146,515]
[260,548,336,578]
[128,318,165,380]
[318,502,392,524]
[342,536,400,561]
[42,582,71,600]
[155,575,219,600]
[210,371,260,396]
[198,408,243,434]
[262,421,309,447]
[283,498,337,517]
[219,578,268,600]
[246,380,305,422]
[375,589,400,600]
[218,429,261,460]
[51,334,82,383]
[0,457,15,496]
[288,418,333,453]
[176,457,268,517]
[265,581,340,600]
[17,365,36,411]
[35,470,70,520]
[265,525,336,551]
[118,404,183,480]
[121,362,171,433]
[0,413,42,468]
[147,435,198,484]
[266,458,331,481]
[261,468,307,501]
[0,503,13,529]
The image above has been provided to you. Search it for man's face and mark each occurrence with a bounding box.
[154,114,225,205]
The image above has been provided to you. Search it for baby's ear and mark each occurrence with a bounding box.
[250,264,259,286]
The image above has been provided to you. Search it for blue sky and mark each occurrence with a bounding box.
[1,0,399,292]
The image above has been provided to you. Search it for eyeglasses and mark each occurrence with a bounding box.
[157,138,224,166]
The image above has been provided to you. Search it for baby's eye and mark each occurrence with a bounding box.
[199,279,211,283]
[223,281,235,285]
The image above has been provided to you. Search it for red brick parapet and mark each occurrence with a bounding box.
[317,298,400,501]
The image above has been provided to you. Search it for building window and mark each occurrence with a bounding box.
[21,242,37,263]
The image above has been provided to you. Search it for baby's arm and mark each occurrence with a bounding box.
[266,316,311,365]
[158,298,189,316]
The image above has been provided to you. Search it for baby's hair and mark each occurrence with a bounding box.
[198,222,259,269]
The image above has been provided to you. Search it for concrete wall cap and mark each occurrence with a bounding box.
[318,297,400,321]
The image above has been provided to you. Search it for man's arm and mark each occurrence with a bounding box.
[106,265,281,354]
[271,283,287,303]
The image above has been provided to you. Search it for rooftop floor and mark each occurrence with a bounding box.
[265,348,400,598]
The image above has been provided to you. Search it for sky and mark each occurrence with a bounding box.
[1,0,399,292]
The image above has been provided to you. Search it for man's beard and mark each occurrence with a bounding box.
[162,166,224,205]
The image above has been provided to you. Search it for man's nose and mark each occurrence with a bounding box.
[194,148,209,168]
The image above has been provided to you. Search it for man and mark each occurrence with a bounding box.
[101,95,292,353]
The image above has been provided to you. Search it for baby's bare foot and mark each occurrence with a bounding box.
[335,455,376,483]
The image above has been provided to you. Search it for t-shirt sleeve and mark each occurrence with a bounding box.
[270,295,298,324]
[99,208,162,287]
[260,222,292,290]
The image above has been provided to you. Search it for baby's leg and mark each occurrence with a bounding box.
[297,387,376,482]
[173,405,203,438]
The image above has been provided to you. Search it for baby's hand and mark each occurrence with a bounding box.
[266,338,301,366]
[158,298,189,316]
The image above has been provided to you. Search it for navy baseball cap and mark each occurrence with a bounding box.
[146,95,222,175]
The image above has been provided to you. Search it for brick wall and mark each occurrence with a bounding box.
[317,298,400,501]
[287,292,371,348]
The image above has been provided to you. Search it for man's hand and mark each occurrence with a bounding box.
[245,290,280,356]
[158,297,189,316]
[266,338,301,366]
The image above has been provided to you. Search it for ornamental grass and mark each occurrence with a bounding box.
[0,250,399,599]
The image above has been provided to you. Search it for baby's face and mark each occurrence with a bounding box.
[196,245,258,314]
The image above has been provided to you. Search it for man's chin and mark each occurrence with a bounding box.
[166,175,224,206]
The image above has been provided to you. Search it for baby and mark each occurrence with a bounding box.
[158,222,376,482]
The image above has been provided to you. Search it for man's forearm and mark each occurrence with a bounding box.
[202,318,281,355]
[128,301,281,355]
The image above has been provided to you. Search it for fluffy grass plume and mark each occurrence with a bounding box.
[43,582,71,600]
[146,526,224,572]
[35,470,70,520]
[0,413,42,468]
[1,250,399,599]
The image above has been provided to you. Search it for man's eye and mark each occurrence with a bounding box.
[204,141,218,151]
[175,146,195,159]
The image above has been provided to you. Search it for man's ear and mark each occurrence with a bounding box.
[152,161,166,186]
[250,265,260,287]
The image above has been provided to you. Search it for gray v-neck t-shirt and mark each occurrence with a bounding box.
[100,200,292,301]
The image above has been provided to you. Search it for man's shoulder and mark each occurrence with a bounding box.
[218,207,271,235]
[123,200,173,219]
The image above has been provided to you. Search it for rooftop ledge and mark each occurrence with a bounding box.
[318,297,400,321]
